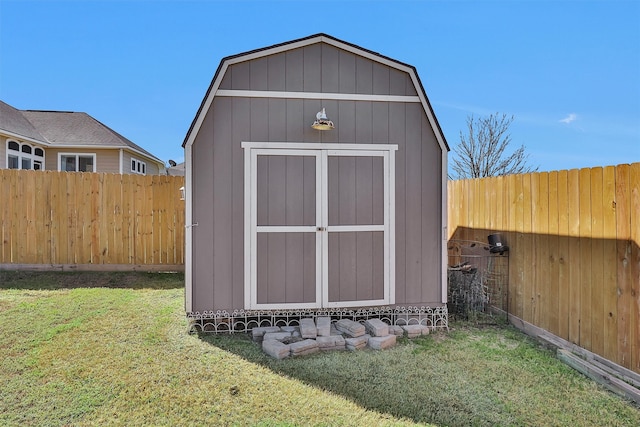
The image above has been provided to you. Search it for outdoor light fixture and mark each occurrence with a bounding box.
[488,233,509,254]
[311,108,335,130]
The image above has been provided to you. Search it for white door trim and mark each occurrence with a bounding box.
[243,142,397,310]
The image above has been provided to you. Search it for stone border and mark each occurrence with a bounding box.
[254,317,432,359]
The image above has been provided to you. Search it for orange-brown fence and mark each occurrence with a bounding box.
[0,169,185,270]
[448,163,640,373]
[2,164,638,369]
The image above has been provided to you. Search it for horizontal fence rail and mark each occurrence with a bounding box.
[0,170,185,270]
[448,163,640,373]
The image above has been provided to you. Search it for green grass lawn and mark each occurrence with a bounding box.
[1,271,638,426]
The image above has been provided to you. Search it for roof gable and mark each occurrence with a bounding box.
[183,33,449,151]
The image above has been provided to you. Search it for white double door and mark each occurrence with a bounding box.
[243,143,396,310]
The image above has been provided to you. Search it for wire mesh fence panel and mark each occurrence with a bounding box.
[447,239,509,321]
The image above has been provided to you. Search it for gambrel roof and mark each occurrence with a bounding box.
[182,33,449,152]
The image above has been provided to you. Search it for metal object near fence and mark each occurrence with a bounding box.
[447,239,509,320]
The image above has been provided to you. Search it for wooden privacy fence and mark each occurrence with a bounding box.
[0,169,185,270]
[448,162,640,373]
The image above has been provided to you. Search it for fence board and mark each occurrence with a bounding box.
[529,173,540,325]
[522,173,533,324]
[448,162,639,373]
[0,171,9,261]
[615,164,631,369]
[0,170,184,269]
[579,167,593,350]
[602,166,618,362]
[537,172,550,332]
[630,163,640,372]
[590,167,605,357]
[556,170,570,339]
[512,174,523,318]
[547,171,560,336]
[567,169,581,345]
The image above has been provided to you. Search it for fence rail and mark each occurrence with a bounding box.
[448,163,640,373]
[0,169,185,270]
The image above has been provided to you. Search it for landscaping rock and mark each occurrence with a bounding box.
[300,318,317,339]
[263,331,292,342]
[255,319,426,358]
[252,326,281,342]
[317,335,346,351]
[281,335,303,345]
[330,323,340,336]
[345,334,370,351]
[262,339,290,359]
[364,318,389,337]
[401,325,423,338]
[335,319,365,337]
[290,339,319,357]
[368,334,396,350]
[389,325,404,336]
[316,316,331,337]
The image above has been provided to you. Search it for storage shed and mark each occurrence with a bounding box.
[183,34,450,332]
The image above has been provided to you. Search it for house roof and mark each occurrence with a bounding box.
[0,100,47,144]
[21,110,162,161]
[0,100,163,164]
[182,33,449,151]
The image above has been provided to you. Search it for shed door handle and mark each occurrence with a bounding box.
[317,226,326,232]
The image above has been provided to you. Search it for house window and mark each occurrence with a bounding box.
[131,158,146,175]
[6,140,45,170]
[59,154,96,172]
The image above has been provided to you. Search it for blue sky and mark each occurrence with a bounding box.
[1,0,639,173]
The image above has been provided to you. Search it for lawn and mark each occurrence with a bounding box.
[1,271,638,426]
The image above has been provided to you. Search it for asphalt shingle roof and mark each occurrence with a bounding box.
[1,100,162,163]
[0,100,47,143]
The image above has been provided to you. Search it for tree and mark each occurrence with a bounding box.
[449,113,538,179]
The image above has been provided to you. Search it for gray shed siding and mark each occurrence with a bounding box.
[219,44,418,97]
[190,42,443,314]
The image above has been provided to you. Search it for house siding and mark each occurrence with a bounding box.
[191,42,443,314]
[0,136,7,166]
[122,150,162,175]
[44,148,120,173]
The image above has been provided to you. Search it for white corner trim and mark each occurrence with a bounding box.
[441,150,448,304]
[243,142,252,310]
[184,143,193,313]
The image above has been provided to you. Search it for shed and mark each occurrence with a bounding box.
[183,34,450,331]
